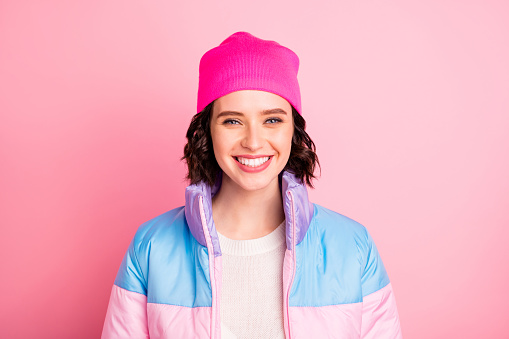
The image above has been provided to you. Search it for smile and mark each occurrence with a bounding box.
[235,156,271,167]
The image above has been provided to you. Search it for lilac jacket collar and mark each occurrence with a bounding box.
[184,170,314,257]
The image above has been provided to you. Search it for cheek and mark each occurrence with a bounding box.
[211,130,231,162]
[276,129,294,156]
[210,129,220,160]
[211,137,222,160]
[285,127,295,149]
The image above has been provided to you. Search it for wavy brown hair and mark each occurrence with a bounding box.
[182,101,320,187]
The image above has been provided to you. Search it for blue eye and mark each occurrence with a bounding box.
[266,117,282,124]
[223,119,240,125]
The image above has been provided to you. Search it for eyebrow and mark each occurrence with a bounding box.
[216,108,288,119]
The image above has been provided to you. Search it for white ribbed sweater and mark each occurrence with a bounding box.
[216,220,286,339]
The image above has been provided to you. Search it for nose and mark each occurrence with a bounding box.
[241,124,264,151]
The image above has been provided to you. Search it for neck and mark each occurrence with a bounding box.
[211,174,285,240]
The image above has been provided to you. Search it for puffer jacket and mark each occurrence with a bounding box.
[102,171,402,338]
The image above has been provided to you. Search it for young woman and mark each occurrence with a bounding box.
[102,31,402,339]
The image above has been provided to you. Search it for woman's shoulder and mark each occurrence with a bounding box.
[114,205,214,298]
[308,203,385,272]
[129,205,190,250]
[309,203,377,250]
[311,203,368,236]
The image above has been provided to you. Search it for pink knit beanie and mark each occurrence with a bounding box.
[197,31,302,115]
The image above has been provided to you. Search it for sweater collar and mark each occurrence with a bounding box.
[184,170,314,257]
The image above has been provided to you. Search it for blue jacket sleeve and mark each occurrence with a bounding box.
[359,227,403,339]
[102,235,149,338]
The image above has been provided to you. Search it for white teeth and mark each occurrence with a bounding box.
[236,156,270,167]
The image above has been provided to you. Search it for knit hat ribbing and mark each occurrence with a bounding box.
[197,31,302,115]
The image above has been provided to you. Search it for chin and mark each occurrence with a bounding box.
[241,182,271,192]
[228,173,279,193]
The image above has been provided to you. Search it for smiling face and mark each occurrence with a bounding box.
[210,90,294,193]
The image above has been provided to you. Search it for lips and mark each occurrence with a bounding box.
[233,155,273,172]
[235,156,271,167]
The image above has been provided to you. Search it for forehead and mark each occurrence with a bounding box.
[212,90,292,116]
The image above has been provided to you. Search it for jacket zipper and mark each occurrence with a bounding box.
[285,191,297,339]
[200,193,295,339]
[198,196,218,339]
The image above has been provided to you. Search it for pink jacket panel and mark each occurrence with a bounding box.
[288,303,363,338]
[361,282,402,339]
[102,285,149,339]
[147,303,212,338]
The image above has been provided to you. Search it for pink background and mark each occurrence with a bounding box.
[1,1,508,338]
